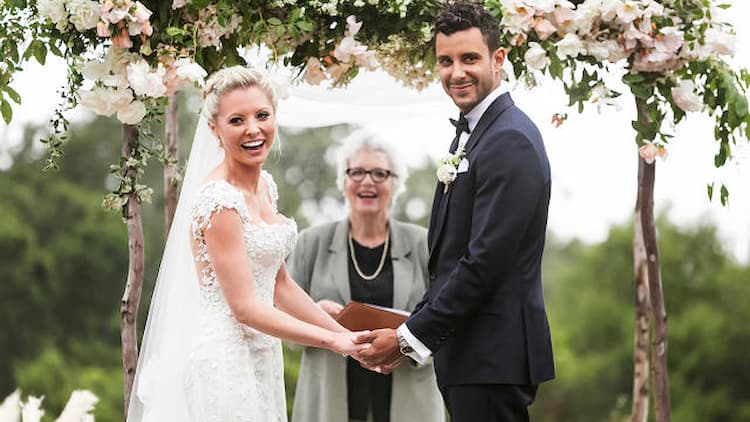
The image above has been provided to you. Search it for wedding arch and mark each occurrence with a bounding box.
[1,1,747,420]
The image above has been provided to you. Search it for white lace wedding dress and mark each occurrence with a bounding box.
[183,171,296,422]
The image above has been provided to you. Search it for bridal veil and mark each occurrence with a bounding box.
[126,115,223,421]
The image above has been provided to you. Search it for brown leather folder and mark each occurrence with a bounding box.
[335,301,409,331]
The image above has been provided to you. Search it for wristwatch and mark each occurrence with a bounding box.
[397,332,414,355]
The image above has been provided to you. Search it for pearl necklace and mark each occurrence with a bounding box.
[348,229,390,281]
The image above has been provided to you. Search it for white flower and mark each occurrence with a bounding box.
[355,50,378,70]
[501,1,534,35]
[551,4,575,30]
[623,24,653,51]
[671,79,702,112]
[586,41,611,61]
[127,2,153,36]
[572,0,600,34]
[345,15,363,36]
[599,0,620,22]
[616,1,640,24]
[174,58,207,84]
[601,39,627,62]
[37,0,69,31]
[172,0,190,9]
[656,27,684,54]
[117,100,148,124]
[0,389,21,422]
[436,146,465,192]
[555,33,585,59]
[334,36,367,64]
[56,390,98,422]
[80,60,110,82]
[642,0,664,18]
[79,86,133,116]
[536,0,559,14]
[524,42,550,70]
[702,27,735,56]
[101,4,129,24]
[65,0,101,32]
[436,163,458,188]
[127,60,167,98]
[21,396,44,422]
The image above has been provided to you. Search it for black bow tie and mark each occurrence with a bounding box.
[449,114,470,137]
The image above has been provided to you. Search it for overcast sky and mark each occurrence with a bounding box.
[1,2,748,263]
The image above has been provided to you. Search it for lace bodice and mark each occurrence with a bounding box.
[190,173,296,320]
[184,170,295,422]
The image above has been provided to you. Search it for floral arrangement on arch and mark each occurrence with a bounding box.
[0,0,443,206]
[0,0,747,202]
[489,0,748,200]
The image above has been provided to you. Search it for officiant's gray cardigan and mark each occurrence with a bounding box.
[287,219,445,422]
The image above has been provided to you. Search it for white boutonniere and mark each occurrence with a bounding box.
[436,146,465,193]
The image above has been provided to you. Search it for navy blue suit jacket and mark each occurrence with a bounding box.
[406,92,555,387]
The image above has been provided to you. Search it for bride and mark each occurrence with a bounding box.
[127,66,367,421]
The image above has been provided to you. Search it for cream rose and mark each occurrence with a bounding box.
[66,0,101,32]
[436,163,458,186]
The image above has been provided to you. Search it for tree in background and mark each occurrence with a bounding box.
[535,220,750,422]
[3,111,750,421]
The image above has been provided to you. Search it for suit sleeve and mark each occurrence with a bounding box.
[406,129,546,350]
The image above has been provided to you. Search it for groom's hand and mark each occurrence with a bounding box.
[353,328,401,367]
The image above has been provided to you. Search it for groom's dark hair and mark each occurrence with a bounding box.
[434,0,501,53]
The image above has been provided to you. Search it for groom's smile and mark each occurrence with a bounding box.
[435,27,505,113]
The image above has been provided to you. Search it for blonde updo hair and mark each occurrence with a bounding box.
[200,65,278,122]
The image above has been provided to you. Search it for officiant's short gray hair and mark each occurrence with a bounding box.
[201,66,277,122]
[335,129,408,207]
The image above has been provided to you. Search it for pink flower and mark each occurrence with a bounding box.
[533,17,557,40]
[639,142,667,165]
[111,30,132,48]
[97,21,111,37]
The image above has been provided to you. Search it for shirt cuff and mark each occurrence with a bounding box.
[397,324,431,365]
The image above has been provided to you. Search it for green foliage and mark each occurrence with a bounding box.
[532,220,750,421]
[14,345,123,421]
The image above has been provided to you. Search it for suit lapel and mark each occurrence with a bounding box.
[463,92,514,156]
[329,220,351,303]
[427,93,515,266]
[389,221,413,311]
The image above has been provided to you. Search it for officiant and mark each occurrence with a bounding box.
[287,131,444,422]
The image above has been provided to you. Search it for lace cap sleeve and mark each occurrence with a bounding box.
[191,181,249,239]
[261,170,279,211]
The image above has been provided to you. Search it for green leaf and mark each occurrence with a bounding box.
[165,27,188,37]
[4,86,21,104]
[1,98,12,124]
[630,83,653,99]
[32,41,47,65]
[296,21,313,32]
[731,92,748,122]
[548,53,563,80]
[268,17,282,26]
[291,8,302,21]
[720,184,729,206]
[707,183,714,200]
[622,73,646,84]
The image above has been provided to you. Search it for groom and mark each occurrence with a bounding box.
[355,1,554,420]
